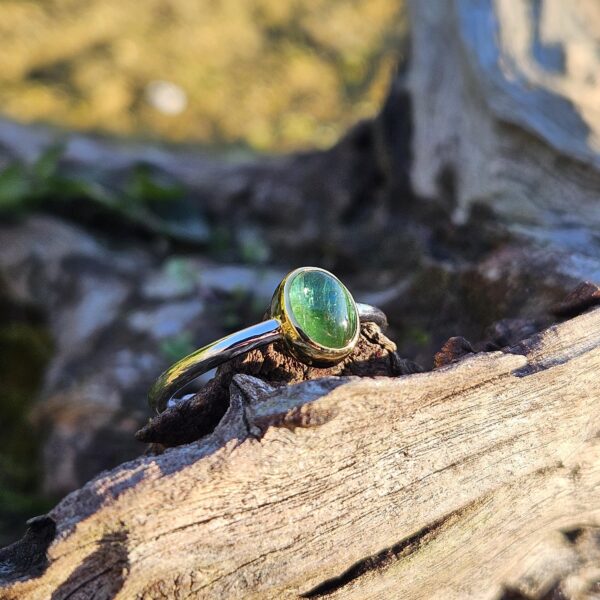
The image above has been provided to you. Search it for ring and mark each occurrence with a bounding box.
[148,266,386,413]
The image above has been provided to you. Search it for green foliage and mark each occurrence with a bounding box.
[32,143,63,181]
[402,325,431,348]
[218,285,266,331]
[0,145,211,244]
[0,144,64,212]
[0,166,31,210]
[0,319,55,544]
[208,226,233,258]
[165,258,198,287]
[159,331,196,363]
[126,164,185,204]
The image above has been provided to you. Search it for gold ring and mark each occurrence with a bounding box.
[148,266,386,413]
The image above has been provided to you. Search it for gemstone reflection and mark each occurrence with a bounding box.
[286,270,358,349]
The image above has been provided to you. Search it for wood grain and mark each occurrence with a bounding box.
[1,307,598,599]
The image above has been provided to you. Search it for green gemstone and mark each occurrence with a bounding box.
[286,270,358,349]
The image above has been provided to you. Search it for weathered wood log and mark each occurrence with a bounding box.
[407,0,600,240]
[2,1,600,595]
[0,305,598,599]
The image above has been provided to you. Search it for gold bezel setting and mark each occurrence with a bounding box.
[270,266,360,366]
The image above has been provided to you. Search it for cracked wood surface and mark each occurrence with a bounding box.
[1,307,599,599]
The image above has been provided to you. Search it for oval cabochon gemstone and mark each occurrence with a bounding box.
[286,270,358,349]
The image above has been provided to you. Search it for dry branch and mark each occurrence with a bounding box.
[1,306,598,599]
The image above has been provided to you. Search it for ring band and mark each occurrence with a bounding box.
[148,267,386,413]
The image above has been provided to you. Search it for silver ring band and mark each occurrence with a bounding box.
[148,302,386,414]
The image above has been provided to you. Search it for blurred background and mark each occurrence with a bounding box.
[1,0,598,556]
[0,0,405,151]
[0,0,407,546]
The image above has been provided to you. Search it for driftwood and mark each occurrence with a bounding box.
[0,304,598,599]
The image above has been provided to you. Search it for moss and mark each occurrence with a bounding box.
[0,309,54,545]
